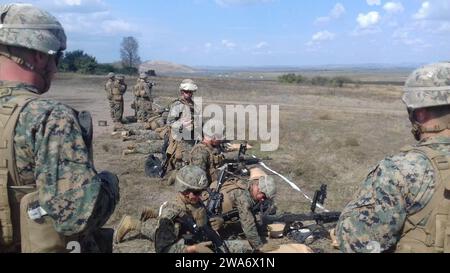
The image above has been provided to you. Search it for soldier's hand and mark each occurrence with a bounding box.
[209,216,224,231]
[329,228,339,249]
[186,241,214,253]
[140,207,158,222]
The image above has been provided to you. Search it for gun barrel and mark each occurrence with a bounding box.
[262,212,341,225]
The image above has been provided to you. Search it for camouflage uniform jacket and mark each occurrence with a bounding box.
[104,79,114,100]
[335,136,450,253]
[190,143,225,184]
[0,81,116,236]
[134,79,151,99]
[218,179,263,249]
[156,193,207,253]
[167,98,200,141]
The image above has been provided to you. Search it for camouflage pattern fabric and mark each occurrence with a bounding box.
[190,143,224,184]
[219,181,263,249]
[0,4,66,54]
[403,62,450,110]
[126,129,160,140]
[334,136,450,252]
[137,98,153,122]
[104,79,114,101]
[153,194,207,253]
[0,81,117,235]
[125,140,164,155]
[167,98,201,142]
[110,100,123,122]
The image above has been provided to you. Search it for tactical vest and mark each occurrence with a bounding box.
[396,145,450,253]
[0,89,36,252]
[190,144,225,182]
[209,179,248,223]
[0,88,91,253]
[134,81,150,99]
[111,82,123,101]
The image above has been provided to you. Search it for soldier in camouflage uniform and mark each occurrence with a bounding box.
[134,72,153,123]
[122,140,165,156]
[206,167,277,251]
[111,75,127,130]
[190,119,226,184]
[114,166,253,253]
[165,79,202,171]
[105,72,115,113]
[336,62,450,253]
[0,4,119,253]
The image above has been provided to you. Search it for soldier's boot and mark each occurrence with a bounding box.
[113,122,124,131]
[113,215,141,244]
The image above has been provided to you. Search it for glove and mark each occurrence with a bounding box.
[140,207,158,222]
[209,216,224,231]
[193,241,214,253]
[329,228,339,249]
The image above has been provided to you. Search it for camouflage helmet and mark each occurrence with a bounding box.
[139,72,147,79]
[203,118,225,139]
[107,72,115,79]
[179,79,198,92]
[402,62,450,110]
[258,175,276,199]
[116,75,125,81]
[0,3,66,55]
[175,165,208,192]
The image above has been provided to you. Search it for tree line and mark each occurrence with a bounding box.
[58,36,141,75]
[278,73,353,87]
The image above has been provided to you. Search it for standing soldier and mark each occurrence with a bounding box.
[0,3,119,253]
[105,72,115,113]
[111,74,127,131]
[163,79,201,182]
[134,72,153,123]
[335,62,450,253]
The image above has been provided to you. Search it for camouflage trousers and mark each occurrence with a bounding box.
[136,98,153,122]
[110,100,124,122]
[126,140,164,155]
[140,220,252,253]
[127,130,160,140]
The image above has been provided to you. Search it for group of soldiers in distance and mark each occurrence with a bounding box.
[2,3,450,254]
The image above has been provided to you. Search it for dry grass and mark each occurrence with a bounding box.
[43,71,413,252]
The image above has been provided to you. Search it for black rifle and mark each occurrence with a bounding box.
[205,165,228,217]
[221,199,274,222]
[179,215,230,253]
[261,184,341,244]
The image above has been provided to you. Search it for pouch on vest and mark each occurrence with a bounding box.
[20,191,70,253]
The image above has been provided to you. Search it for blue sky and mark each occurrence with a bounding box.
[3,0,450,66]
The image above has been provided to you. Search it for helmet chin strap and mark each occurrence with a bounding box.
[0,45,53,93]
[409,110,450,141]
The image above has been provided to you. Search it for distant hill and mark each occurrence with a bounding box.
[139,60,197,75]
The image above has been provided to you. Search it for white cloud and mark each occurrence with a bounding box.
[383,2,404,14]
[35,0,108,13]
[101,19,135,34]
[366,0,381,6]
[392,29,432,50]
[330,3,346,19]
[414,0,450,21]
[222,40,237,49]
[357,11,381,28]
[307,31,336,47]
[314,3,345,25]
[255,41,269,49]
[215,0,274,7]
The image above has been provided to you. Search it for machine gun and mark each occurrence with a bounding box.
[261,184,341,244]
[222,142,269,177]
[221,198,275,222]
[179,214,230,253]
